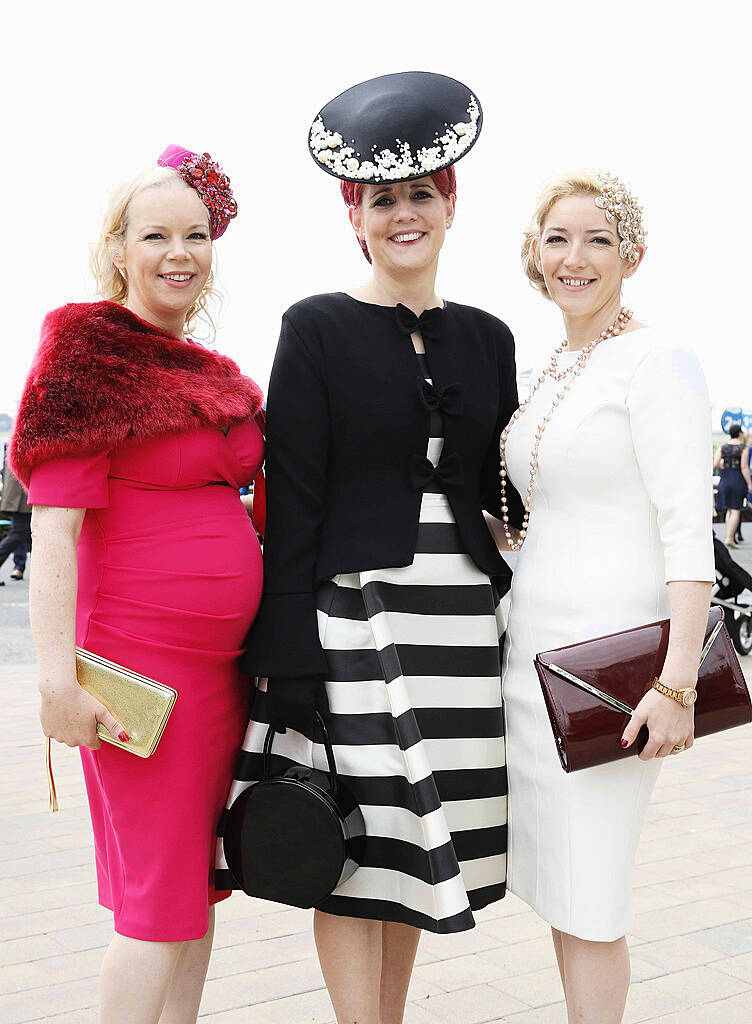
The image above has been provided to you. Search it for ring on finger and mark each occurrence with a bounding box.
[672,744,686,754]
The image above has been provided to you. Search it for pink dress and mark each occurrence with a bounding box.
[28,421,263,941]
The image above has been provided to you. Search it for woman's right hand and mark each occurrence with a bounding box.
[40,680,127,750]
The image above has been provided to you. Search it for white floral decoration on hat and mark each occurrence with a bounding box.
[310,96,481,183]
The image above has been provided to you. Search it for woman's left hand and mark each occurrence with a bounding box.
[621,686,695,760]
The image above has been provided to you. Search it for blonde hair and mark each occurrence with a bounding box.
[89,166,219,335]
[521,170,604,300]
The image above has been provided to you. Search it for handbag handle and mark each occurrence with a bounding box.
[262,710,339,796]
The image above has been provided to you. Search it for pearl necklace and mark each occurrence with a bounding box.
[498,308,633,552]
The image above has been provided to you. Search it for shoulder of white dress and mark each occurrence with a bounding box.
[615,328,700,367]
[620,326,660,354]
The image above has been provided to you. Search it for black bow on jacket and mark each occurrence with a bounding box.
[409,452,464,491]
[395,303,444,344]
[419,379,463,417]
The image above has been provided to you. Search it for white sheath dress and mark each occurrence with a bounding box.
[502,327,715,941]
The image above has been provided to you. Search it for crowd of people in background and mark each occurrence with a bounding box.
[0,442,31,584]
[714,424,752,546]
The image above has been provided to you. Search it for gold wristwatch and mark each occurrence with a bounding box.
[651,677,698,708]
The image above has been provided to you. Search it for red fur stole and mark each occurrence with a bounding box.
[10,301,264,487]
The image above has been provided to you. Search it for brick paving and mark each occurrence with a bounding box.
[1,537,752,1023]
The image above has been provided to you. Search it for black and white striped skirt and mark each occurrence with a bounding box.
[217,492,508,933]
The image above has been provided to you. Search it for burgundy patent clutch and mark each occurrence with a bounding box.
[534,608,751,772]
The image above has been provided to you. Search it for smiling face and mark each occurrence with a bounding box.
[111,180,212,330]
[535,193,643,317]
[349,178,454,276]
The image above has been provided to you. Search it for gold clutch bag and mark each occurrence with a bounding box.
[45,649,178,811]
[75,647,178,757]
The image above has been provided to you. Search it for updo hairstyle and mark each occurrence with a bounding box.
[90,166,218,332]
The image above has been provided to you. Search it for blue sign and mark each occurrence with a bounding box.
[721,407,752,433]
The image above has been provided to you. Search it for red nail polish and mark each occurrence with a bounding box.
[118,731,130,743]
[620,738,628,747]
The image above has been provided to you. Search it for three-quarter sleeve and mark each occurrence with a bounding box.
[27,450,112,509]
[241,314,330,678]
[626,343,714,583]
[481,324,525,527]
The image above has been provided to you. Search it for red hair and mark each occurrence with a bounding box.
[340,168,457,263]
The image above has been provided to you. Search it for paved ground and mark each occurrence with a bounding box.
[1,530,751,1023]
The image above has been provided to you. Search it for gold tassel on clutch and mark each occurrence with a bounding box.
[45,738,58,813]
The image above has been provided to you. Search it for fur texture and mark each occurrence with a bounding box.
[11,301,264,486]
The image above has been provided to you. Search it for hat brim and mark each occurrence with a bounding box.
[309,71,483,185]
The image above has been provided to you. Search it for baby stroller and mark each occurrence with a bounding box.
[712,536,752,655]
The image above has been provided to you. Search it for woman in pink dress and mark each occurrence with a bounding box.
[11,146,264,1024]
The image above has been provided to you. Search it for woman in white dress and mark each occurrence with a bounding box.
[499,171,714,1023]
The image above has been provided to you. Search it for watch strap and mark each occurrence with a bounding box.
[651,677,694,707]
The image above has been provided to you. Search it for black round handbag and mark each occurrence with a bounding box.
[223,713,366,909]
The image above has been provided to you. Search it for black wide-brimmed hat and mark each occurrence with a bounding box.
[309,71,482,184]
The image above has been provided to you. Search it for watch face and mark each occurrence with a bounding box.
[682,689,698,707]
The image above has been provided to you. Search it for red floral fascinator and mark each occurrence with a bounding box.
[157,144,238,238]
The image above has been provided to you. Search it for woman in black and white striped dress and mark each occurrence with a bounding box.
[218,74,524,1024]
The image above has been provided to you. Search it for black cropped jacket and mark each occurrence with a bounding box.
[241,292,524,679]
